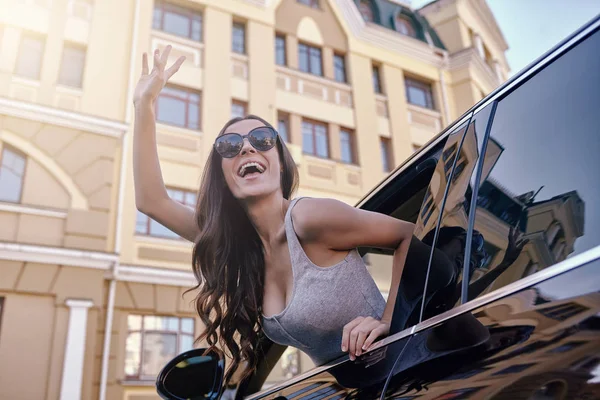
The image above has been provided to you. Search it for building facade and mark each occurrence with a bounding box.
[0,0,509,399]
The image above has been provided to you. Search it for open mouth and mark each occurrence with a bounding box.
[238,161,266,178]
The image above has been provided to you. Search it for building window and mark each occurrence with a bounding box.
[136,188,197,239]
[0,146,27,203]
[405,77,435,109]
[125,315,195,380]
[156,85,201,130]
[380,137,393,172]
[372,65,382,94]
[232,22,246,54]
[275,34,286,66]
[298,43,322,76]
[394,14,416,37]
[15,35,45,80]
[281,347,301,378]
[339,129,356,164]
[358,0,374,22]
[297,0,319,8]
[277,112,290,143]
[58,44,86,88]
[302,120,328,158]
[333,53,346,83]
[152,0,202,42]
[231,100,246,119]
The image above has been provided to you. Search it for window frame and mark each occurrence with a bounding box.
[232,22,246,54]
[358,0,375,23]
[231,100,247,119]
[333,53,347,83]
[155,84,202,131]
[277,112,290,143]
[135,187,197,239]
[15,33,45,80]
[124,314,195,381]
[0,144,28,204]
[152,0,203,42]
[393,13,417,38]
[372,65,383,94]
[301,119,329,159]
[275,34,286,66]
[405,77,435,110]
[57,42,87,88]
[379,137,393,172]
[298,42,323,77]
[339,128,357,165]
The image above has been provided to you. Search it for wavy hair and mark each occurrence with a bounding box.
[189,115,299,385]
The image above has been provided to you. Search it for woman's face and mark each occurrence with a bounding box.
[220,119,283,201]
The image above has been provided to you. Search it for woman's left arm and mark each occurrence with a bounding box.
[292,198,415,361]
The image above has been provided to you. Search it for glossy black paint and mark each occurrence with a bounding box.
[240,15,600,400]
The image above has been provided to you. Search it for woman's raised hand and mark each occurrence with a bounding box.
[133,45,185,106]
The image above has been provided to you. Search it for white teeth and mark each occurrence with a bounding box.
[238,162,265,177]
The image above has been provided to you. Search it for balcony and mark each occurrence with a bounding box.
[275,66,355,127]
[449,47,501,93]
[150,31,204,91]
[407,104,442,147]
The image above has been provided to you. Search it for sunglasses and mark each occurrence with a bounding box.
[214,126,278,158]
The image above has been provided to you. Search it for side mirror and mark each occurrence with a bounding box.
[156,348,225,400]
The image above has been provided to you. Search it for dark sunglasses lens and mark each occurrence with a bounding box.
[215,134,243,158]
[249,128,277,151]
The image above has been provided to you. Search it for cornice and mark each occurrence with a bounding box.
[448,47,499,91]
[117,264,197,287]
[0,242,117,269]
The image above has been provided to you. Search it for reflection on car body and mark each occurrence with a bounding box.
[156,14,600,400]
[238,14,600,400]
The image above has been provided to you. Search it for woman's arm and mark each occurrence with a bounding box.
[292,198,415,360]
[132,46,199,243]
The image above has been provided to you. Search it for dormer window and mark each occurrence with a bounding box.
[358,0,374,22]
[394,14,416,38]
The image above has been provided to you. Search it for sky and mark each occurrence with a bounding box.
[411,0,600,76]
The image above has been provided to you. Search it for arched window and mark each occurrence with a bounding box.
[394,14,416,37]
[358,0,374,22]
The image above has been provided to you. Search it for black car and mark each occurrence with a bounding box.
[157,14,600,400]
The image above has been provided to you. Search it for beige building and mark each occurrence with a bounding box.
[0,0,509,399]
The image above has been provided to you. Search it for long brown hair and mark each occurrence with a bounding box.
[190,115,299,385]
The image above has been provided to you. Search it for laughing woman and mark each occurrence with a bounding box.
[132,46,414,385]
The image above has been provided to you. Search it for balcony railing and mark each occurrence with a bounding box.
[231,53,249,80]
[276,66,353,108]
[151,31,204,69]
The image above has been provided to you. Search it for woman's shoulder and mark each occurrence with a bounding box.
[290,197,356,242]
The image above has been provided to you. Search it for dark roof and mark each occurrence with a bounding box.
[353,0,447,50]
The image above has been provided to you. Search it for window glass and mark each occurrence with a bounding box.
[126,315,195,380]
[340,130,354,164]
[358,0,374,22]
[232,23,246,54]
[405,78,434,109]
[58,44,86,88]
[156,86,200,130]
[298,43,322,76]
[464,29,600,302]
[372,66,382,94]
[297,0,319,8]
[231,101,246,119]
[15,35,44,79]
[153,1,202,42]
[302,121,314,154]
[395,15,416,37]
[0,146,26,203]
[334,54,346,83]
[275,35,286,66]
[315,124,328,158]
[278,113,289,143]
[136,188,196,239]
[380,137,392,172]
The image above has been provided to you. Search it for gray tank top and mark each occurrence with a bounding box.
[261,197,386,366]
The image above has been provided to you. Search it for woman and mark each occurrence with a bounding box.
[133,46,414,385]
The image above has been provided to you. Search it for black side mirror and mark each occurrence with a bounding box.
[156,348,225,400]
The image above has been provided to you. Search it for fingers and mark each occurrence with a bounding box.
[153,48,161,72]
[160,44,172,66]
[353,330,368,358]
[362,324,387,351]
[142,53,149,75]
[166,56,186,79]
[342,317,363,355]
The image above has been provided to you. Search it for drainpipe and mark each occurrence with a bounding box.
[438,53,451,127]
[99,0,141,399]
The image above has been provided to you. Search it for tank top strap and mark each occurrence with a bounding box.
[284,197,310,267]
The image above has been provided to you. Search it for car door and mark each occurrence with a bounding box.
[377,15,600,400]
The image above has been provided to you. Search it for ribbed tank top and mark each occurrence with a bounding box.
[261,197,386,366]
